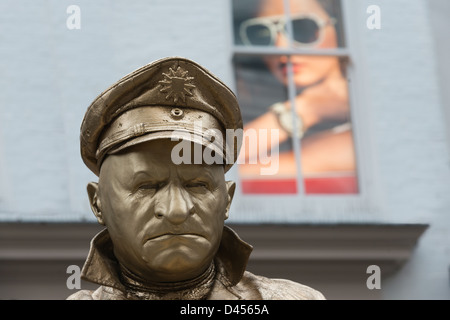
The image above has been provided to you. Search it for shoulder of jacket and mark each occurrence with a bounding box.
[66,286,126,300]
[238,271,326,300]
[66,289,95,300]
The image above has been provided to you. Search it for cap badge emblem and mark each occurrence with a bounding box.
[159,66,196,103]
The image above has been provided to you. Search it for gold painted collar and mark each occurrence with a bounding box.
[80,225,253,294]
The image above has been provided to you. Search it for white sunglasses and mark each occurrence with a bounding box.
[240,13,336,47]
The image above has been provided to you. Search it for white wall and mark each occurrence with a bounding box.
[351,0,450,299]
[0,0,448,299]
[0,0,234,221]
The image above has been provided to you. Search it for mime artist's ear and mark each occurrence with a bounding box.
[87,182,105,226]
[224,181,236,221]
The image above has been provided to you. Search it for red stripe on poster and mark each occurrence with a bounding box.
[241,176,358,194]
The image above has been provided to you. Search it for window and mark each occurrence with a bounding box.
[231,0,357,195]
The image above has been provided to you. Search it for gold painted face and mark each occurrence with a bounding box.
[88,139,235,283]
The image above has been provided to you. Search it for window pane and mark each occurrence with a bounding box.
[289,55,358,194]
[234,55,298,194]
[233,54,358,194]
[232,0,345,48]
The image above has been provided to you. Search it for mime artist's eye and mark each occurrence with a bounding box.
[185,182,208,189]
[139,182,165,190]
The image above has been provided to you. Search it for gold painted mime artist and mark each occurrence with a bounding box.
[68,57,325,300]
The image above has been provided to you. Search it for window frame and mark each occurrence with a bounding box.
[226,0,380,223]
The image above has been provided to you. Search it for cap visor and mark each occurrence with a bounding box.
[108,130,225,162]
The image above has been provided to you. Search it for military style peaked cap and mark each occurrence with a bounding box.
[80,57,243,176]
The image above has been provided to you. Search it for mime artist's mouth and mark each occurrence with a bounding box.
[146,233,204,242]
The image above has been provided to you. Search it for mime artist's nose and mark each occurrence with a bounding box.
[154,184,194,225]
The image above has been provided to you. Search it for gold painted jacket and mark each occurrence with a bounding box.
[67,226,325,300]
